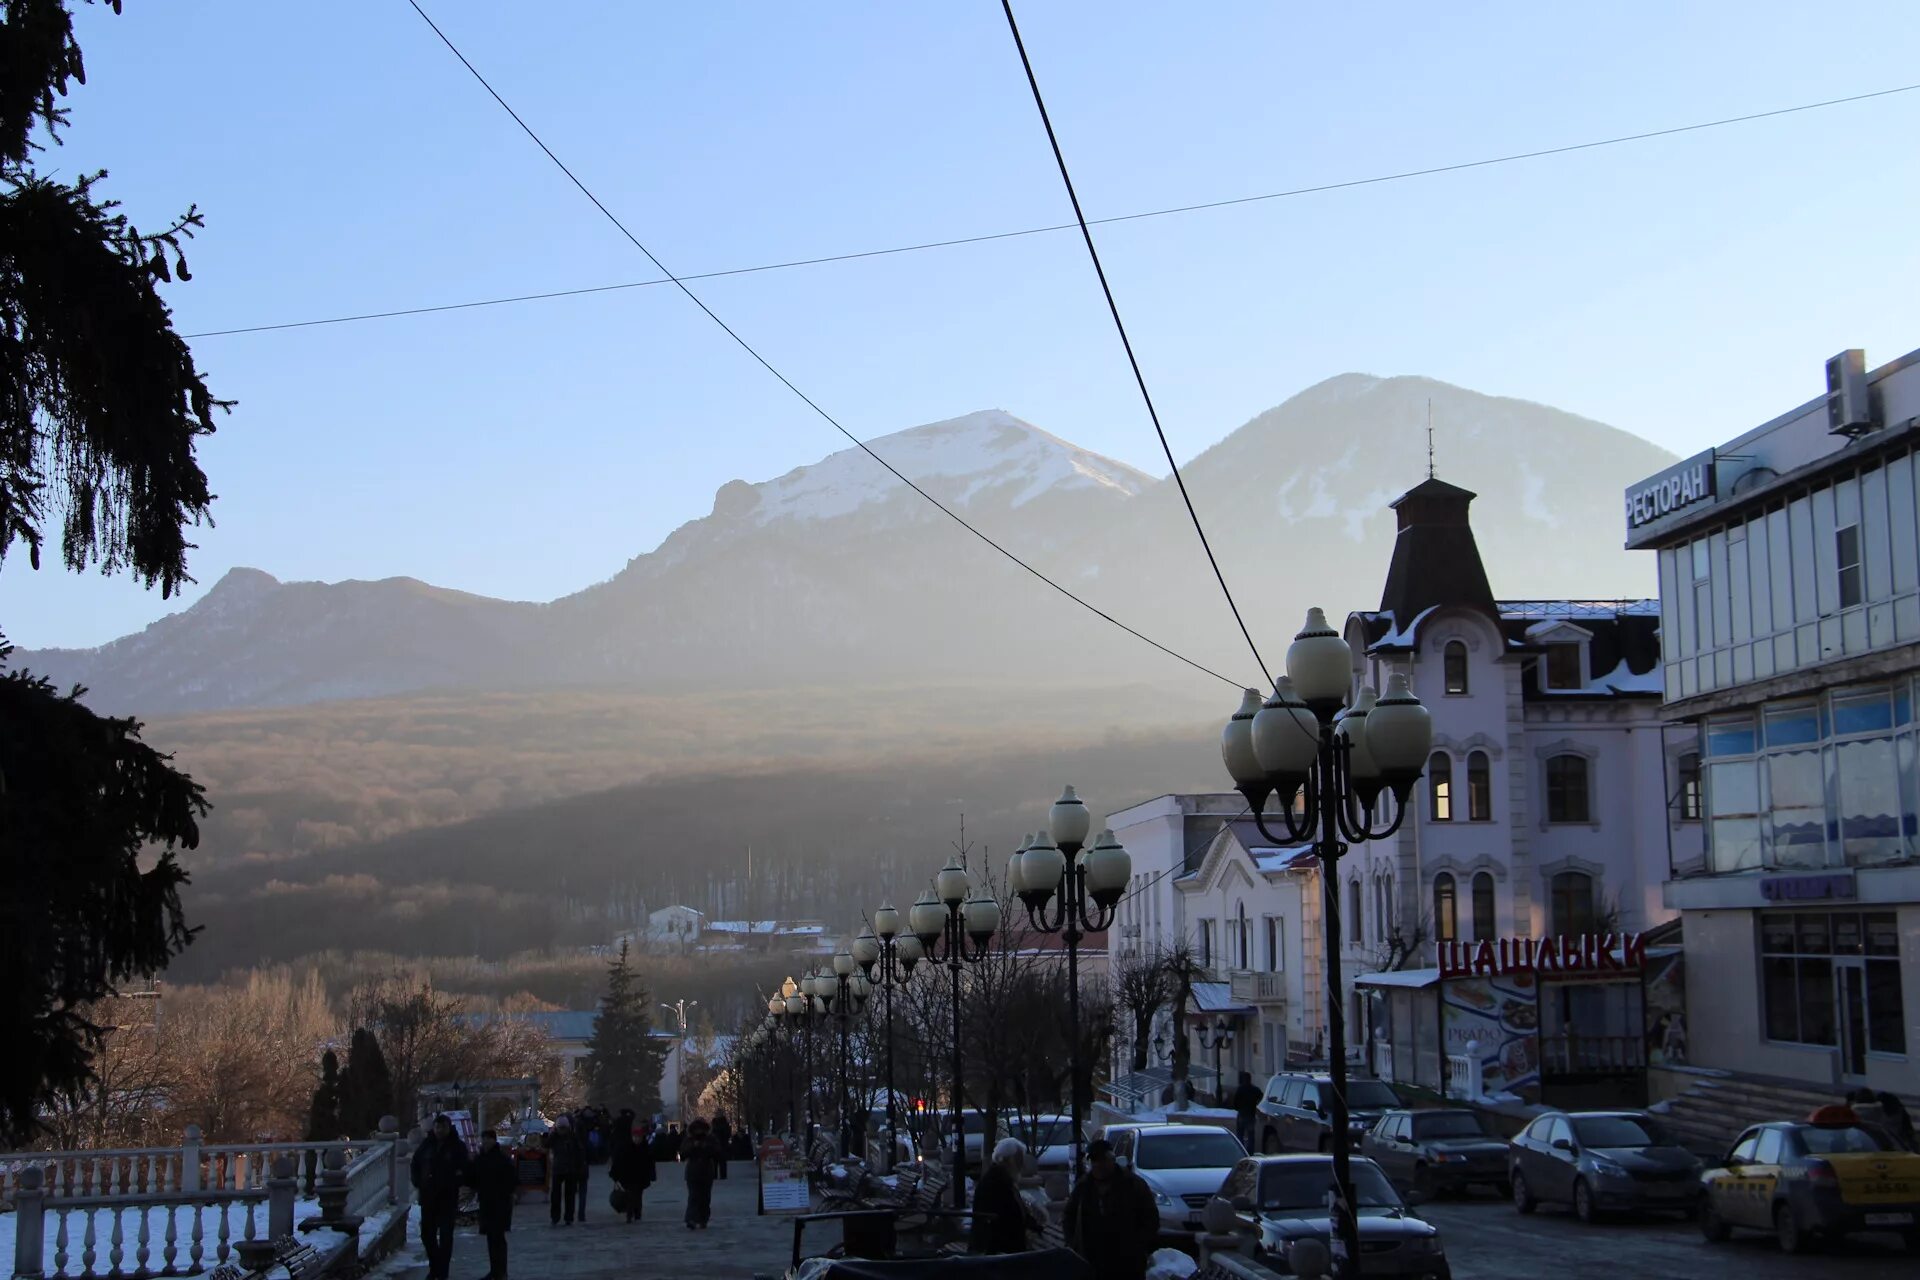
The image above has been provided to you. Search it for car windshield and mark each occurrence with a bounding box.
[1571,1116,1659,1148]
[1799,1125,1893,1154]
[1136,1131,1246,1170]
[1413,1113,1491,1140]
[1345,1081,1401,1109]
[1026,1121,1071,1148]
[1260,1162,1400,1211]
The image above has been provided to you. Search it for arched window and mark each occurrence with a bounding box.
[1546,754,1590,822]
[1348,879,1364,943]
[1677,752,1702,821]
[1471,872,1496,942]
[1429,753,1453,821]
[1467,751,1492,821]
[1236,900,1250,969]
[1550,871,1596,936]
[1443,641,1469,695]
[1433,873,1458,942]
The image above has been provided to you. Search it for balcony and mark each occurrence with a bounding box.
[1229,970,1286,1004]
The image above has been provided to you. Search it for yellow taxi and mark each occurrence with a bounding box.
[1700,1108,1920,1254]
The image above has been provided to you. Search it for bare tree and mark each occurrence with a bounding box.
[1113,949,1172,1072]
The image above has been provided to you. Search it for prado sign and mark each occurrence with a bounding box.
[1625,450,1717,531]
[1438,932,1646,980]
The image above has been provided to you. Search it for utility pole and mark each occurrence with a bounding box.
[660,999,697,1120]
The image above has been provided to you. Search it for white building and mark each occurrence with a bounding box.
[1627,346,1920,1097]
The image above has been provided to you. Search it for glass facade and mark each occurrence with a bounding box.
[1758,910,1905,1056]
[1702,678,1919,872]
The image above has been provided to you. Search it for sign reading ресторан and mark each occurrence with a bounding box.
[1625,449,1717,531]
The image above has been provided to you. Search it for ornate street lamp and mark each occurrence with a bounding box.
[769,989,798,1136]
[1219,607,1432,1278]
[856,915,923,1170]
[911,856,998,1209]
[786,973,827,1142]
[1017,788,1130,1180]
[821,943,871,1159]
[1196,1018,1235,1106]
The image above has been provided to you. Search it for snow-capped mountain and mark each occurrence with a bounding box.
[12,382,1677,714]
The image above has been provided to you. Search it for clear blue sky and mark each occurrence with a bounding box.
[6,0,1920,649]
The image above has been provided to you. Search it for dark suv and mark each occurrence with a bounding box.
[1257,1072,1405,1153]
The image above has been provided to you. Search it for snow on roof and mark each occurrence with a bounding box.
[1189,982,1255,1015]
[1365,604,1439,649]
[705,920,779,933]
[1353,968,1441,989]
[1251,846,1317,873]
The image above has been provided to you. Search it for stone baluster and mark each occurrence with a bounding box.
[161,1202,179,1272]
[187,1202,205,1272]
[380,1115,402,1206]
[54,1203,72,1274]
[214,1198,232,1264]
[81,1204,97,1275]
[12,1166,46,1279]
[108,1203,126,1275]
[269,1156,298,1242]
[135,1198,153,1274]
[181,1125,204,1193]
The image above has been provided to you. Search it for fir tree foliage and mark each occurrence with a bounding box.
[336,1027,394,1138]
[582,942,666,1115]
[305,1048,342,1142]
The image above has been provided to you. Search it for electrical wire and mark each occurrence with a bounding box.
[400,0,1243,691]
[999,0,1271,689]
[183,80,1920,340]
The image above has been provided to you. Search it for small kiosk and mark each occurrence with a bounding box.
[1358,932,1684,1110]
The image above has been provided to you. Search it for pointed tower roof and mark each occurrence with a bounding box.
[1376,475,1498,628]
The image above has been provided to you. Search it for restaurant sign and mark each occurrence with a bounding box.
[1625,449,1717,532]
[1760,872,1856,902]
[1439,932,1646,980]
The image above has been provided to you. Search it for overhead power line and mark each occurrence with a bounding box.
[400,0,1244,691]
[185,79,1920,340]
[999,0,1271,689]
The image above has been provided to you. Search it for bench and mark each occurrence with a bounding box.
[220,1233,334,1279]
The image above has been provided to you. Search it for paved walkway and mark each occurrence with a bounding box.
[384,1168,797,1280]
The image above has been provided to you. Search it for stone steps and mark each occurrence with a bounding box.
[1650,1074,1907,1157]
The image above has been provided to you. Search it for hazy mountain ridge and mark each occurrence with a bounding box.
[15,378,1676,713]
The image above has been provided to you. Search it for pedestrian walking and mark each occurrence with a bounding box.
[681,1118,721,1229]
[410,1114,470,1280]
[468,1129,516,1280]
[710,1112,733,1180]
[1064,1138,1158,1280]
[544,1116,586,1226]
[611,1124,657,1221]
[1231,1070,1262,1151]
[969,1137,1032,1255]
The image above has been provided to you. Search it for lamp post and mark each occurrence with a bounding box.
[769,990,797,1136]
[1220,607,1432,1279]
[1015,789,1130,1182]
[660,998,697,1122]
[1196,1018,1235,1106]
[911,856,999,1210]
[822,943,871,1159]
[856,915,923,1171]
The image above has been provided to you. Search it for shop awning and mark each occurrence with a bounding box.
[1354,967,1441,990]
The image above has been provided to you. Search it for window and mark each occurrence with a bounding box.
[1753,1129,1784,1164]
[1761,911,1904,1054]
[1545,754,1590,822]
[1433,873,1457,942]
[1549,871,1595,936]
[1198,919,1214,969]
[1264,916,1284,973]
[1545,644,1583,690]
[1471,872,1495,942]
[1466,751,1491,820]
[1236,902,1250,970]
[1837,523,1863,609]
[1428,753,1453,821]
[1676,753,1701,821]
[1727,1132,1760,1164]
[1443,641,1469,695]
[1347,880,1363,943]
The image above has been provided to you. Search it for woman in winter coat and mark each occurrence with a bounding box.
[680,1119,721,1229]
[969,1137,1032,1255]
[610,1125,658,1221]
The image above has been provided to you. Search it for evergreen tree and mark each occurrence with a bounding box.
[582,943,665,1114]
[337,1027,393,1137]
[305,1049,342,1141]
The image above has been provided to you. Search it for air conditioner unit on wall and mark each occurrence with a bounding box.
[1826,349,1875,436]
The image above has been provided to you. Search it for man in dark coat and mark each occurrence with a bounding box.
[1064,1139,1158,1280]
[544,1116,587,1225]
[710,1112,733,1180]
[680,1119,721,1229]
[468,1129,517,1280]
[610,1125,658,1221]
[410,1114,470,1280]
[1231,1071,1263,1151]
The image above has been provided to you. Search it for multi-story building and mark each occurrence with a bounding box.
[1627,346,1920,1096]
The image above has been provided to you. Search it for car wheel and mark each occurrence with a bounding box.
[1262,1128,1281,1155]
[1699,1201,1731,1242]
[1573,1178,1598,1224]
[1511,1171,1537,1215]
[1774,1203,1807,1255]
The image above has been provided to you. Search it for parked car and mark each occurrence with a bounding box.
[1019,1115,1080,1175]
[1699,1117,1920,1254]
[1508,1110,1701,1222]
[1105,1123,1248,1241]
[1257,1073,1405,1153]
[1211,1153,1450,1278]
[1363,1109,1510,1198]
